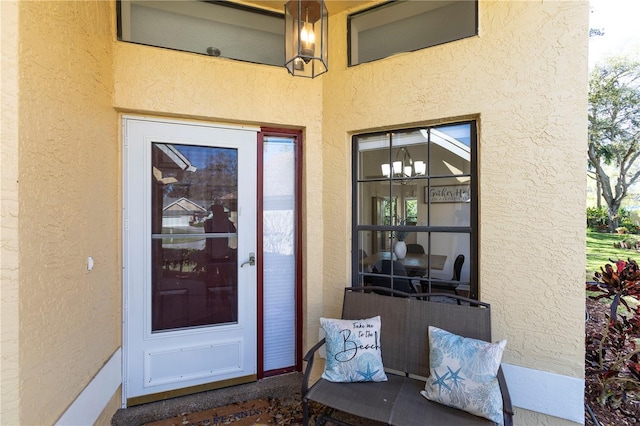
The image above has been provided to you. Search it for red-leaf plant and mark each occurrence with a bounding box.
[587,259,640,409]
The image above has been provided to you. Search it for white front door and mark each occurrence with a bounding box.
[123,117,257,403]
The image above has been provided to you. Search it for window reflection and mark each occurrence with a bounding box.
[151,143,238,332]
[119,1,285,67]
[348,1,477,66]
[354,122,476,298]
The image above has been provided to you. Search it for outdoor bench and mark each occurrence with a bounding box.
[301,287,514,426]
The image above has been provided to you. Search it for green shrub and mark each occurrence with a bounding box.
[619,208,640,234]
[587,259,640,409]
[588,206,609,229]
[587,207,640,233]
[623,223,640,234]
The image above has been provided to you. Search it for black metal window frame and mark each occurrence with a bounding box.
[351,121,479,299]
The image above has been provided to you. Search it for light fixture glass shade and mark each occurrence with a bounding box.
[381,147,426,182]
[392,161,402,175]
[285,0,328,78]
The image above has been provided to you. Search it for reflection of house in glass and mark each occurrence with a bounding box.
[162,197,207,227]
[154,142,239,231]
[152,142,240,331]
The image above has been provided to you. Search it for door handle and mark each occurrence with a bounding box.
[241,252,256,268]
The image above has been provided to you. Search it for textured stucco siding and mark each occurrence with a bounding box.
[95,386,123,426]
[321,0,588,423]
[16,1,119,424]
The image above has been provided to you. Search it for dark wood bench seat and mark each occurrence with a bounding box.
[301,287,514,426]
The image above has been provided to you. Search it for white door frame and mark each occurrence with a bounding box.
[122,115,259,406]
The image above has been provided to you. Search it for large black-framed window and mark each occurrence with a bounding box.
[352,121,478,299]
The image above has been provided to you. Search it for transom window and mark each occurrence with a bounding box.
[348,1,478,66]
[117,1,284,67]
[352,122,477,299]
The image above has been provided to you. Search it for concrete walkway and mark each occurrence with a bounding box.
[111,373,303,425]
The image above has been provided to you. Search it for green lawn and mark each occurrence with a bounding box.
[586,230,640,316]
[586,230,639,280]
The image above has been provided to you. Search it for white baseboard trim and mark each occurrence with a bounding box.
[501,363,584,424]
[56,348,122,426]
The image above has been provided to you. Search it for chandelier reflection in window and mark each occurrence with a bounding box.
[381,147,426,181]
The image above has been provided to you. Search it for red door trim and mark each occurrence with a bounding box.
[256,128,304,379]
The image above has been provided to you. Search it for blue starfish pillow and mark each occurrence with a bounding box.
[320,316,388,383]
[421,326,506,425]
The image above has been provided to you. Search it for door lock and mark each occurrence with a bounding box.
[241,252,256,268]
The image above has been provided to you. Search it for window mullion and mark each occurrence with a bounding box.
[353,121,476,299]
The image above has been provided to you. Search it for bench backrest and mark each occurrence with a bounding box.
[341,287,492,377]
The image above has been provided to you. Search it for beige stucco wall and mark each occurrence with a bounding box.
[12,1,120,424]
[322,0,588,423]
[95,386,123,426]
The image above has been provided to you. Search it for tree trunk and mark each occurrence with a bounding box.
[608,203,621,232]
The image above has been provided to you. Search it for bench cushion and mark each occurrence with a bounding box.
[306,374,496,425]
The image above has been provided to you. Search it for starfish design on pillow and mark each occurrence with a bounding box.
[447,366,465,387]
[356,363,379,381]
[432,369,451,395]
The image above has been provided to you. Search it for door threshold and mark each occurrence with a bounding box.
[126,374,257,407]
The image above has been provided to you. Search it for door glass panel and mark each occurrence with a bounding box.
[151,143,238,332]
[263,136,296,371]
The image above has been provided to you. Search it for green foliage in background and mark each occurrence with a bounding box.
[588,58,640,232]
[586,230,635,280]
[587,206,610,230]
[588,207,640,234]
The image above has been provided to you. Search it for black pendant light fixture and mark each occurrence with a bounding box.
[284,0,328,78]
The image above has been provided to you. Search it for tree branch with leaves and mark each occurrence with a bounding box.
[588,58,640,231]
